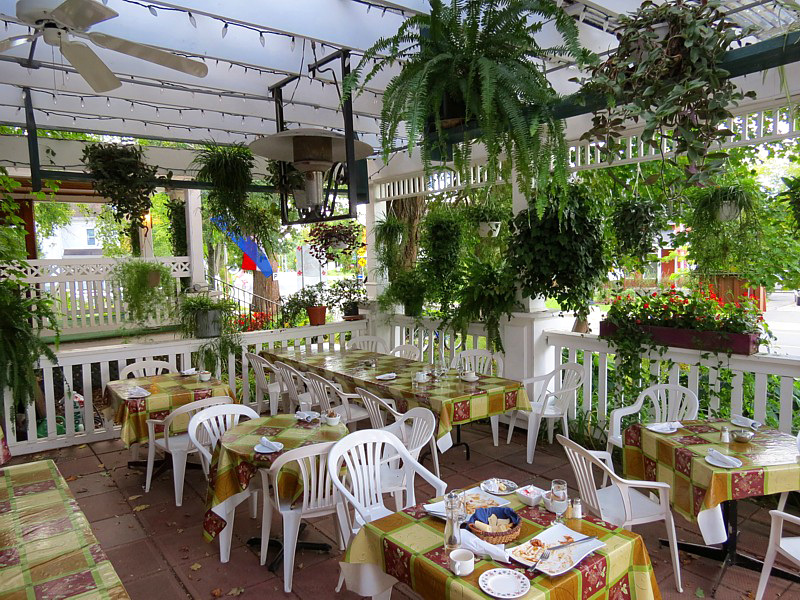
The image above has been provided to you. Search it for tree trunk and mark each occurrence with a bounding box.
[252,254,281,322]
[206,240,224,289]
[390,196,425,269]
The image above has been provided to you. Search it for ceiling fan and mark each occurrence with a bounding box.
[0,0,208,93]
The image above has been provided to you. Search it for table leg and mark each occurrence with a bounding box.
[247,523,332,572]
[451,425,470,461]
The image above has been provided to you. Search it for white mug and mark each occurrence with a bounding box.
[449,549,474,576]
[199,371,211,382]
[414,371,429,383]
[464,370,476,380]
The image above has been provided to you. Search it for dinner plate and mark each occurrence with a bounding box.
[509,523,606,576]
[480,478,518,495]
[646,423,679,434]
[478,568,530,599]
[731,415,762,429]
[460,375,480,383]
[375,373,397,381]
[705,453,743,468]
[254,441,284,454]
[423,486,509,518]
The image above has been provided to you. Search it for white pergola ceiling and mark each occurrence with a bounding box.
[0,0,797,153]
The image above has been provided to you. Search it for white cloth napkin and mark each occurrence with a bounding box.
[376,372,397,380]
[180,368,197,376]
[646,421,682,433]
[257,437,282,453]
[732,414,762,429]
[459,529,509,563]
[707,448,742,468]
[295,411,316,422]
[126,386,150,398]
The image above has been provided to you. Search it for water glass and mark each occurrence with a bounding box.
[551,479,569,523]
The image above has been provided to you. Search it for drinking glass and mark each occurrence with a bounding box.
[551,479,569,523]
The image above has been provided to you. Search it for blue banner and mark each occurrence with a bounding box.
[211,218,273,279]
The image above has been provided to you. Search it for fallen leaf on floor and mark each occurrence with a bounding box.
[128,495,142,501]
[100,472,111,478]
[65,475,79,482]
[180,546,190,552]
[298,563,304,569]
[190,563,202,571]
[76,488,88,493]
[132,504,150,512]
[78,444,87,448]
[211,588,223,598]
[166,521,177,527]
[177,528,184,534]
[226,588,244,597]
[97,464,105,469]
[695,588,705,598]
[741,592,754,600]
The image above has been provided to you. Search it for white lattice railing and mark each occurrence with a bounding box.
[5,319,369,456]
[2,257,190,336]
[546,330,800,434]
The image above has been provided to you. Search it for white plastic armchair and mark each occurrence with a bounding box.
[506,363,584,463]
[259,441,346,592]
[245,352,284,415]
[305,372,369,430]
[607,384,699,452]
[390,344,421,361]
[273,361,312,413]
[558,434,683,593]
[777,431,800,512]
[755,510,800,600]
[355,387,400,428]
[328,429,447,544]
[382,407,437,510]
[144,395,234,506]
[347,335,389,354]
[120,360,177,379]
[451,349,504,446]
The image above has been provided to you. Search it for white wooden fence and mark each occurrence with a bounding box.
[5,319,368,456]
[386,315,490,365]
[546,330,800,434]
[2,257,190,337]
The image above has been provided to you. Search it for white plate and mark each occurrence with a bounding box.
[254,441,284,454]
[480,478,518,495]
[646,423,679,434]
[375,373,397,381]
[731,415,762,429]
[478,568,530,599]
[423,486,509,518]
[460,375,480,383]
[509,523,606,576]
[705,453,743,468]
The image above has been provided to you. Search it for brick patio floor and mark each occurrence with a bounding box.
[8,422,800,600]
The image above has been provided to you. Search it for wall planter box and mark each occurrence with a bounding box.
[599,321,760,355]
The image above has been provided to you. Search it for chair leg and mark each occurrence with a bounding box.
[526,414,543,464]
[561,415,569,439]
[506,410,518,444]
[145,442,157,493]
[490,415,499,446]
[755,533,780,600]
[249,489,259,519]
[259,473,273,566]
[268,387,279,416]
[219,509,236,563]
[778,491,789,512]
[429,437,441,478]
[393,491,404,512]
[282,510,303,593]
[130,443,141,462]
[255,388,264,415]
[663,512,683,593]
[547,417,555,444]
[171,450,188,507]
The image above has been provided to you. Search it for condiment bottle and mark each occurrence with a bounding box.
[573,498,583,519]
[443,492,462,551]
[720,426,731,443]
[565,499,573,520]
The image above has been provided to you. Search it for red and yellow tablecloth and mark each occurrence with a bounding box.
[343,492,661,600]
[262,347,529,451]
[104,373,236,447]
[0,460,129,599]
[203,413,349,541]
[0,426,10,466]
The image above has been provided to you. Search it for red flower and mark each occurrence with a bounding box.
[670,284,676,290]
[652,292,657,297]
[643,303,649,308]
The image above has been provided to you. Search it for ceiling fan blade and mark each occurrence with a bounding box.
[88,32,208,78]
[60,39,121,92]
[50,0,118,30]
[0,34,36,53]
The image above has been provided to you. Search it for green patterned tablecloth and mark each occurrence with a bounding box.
[104,373,236,447]
[261,348,530,448]
[0,460,129,599]
[623,419,800,525]
[344,491,661,600]
[0,426,9,465]
[203,413,349,541]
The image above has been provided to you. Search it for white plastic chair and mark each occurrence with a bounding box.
[390,344,421,361]
[382,407,437,510]
[558,434,683,593]
[451,349,505,446]
[188,403,261,563]
[245,352,284,415]
[607,384,699,452]
[755,510,800,599]
[259,441,346,593]
[273,361,313,413]
[506,363,585,464]
[305,372,370,430]
[347,335,389,354]
[120,360,177,379]
[145,395,234,506]
[777,431,800,512]
[328,429,447,543]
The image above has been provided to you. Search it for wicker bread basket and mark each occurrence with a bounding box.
[467,520,521,545]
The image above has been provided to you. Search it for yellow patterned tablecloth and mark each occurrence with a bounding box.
[104,373,236,447]
[0,460,129,599]
[343,492,661,600]
[0,426,10,465]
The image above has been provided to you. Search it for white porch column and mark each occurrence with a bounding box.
[138,223,154,258]
[365,174,388,302]
[185,189,205,286]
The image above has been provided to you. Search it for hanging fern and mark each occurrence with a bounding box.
[344,0,591,194]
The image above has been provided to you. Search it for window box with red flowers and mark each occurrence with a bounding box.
[600,285,770,356]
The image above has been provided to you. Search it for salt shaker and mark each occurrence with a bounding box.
[443,491,463,551]
[573,498,583,519]
[720,426,731,443]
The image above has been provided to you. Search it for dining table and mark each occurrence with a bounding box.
[260,347,531,454]
[341,489,662,600]
[103,372,236,448]
[622,417,800,593]
[0,424,10,465]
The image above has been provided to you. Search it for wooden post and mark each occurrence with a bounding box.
[185,189,205,287]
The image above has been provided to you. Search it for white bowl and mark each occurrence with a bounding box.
[325,415,341,426]
[515,485,544,507]
[198,371,211,382]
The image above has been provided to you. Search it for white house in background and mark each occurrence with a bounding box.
[39,210,102,260]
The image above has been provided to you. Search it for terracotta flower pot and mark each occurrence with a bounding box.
[306,305,327,326]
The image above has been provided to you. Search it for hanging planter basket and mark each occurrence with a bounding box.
[478,221,502,238]
[145,268,162,288]
[196,309,222,338]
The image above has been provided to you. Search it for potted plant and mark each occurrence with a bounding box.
[380,268,426,318]
[327,278,367,318]
[178,293,238,339]
[694,183,759,223]
[307,221,363,264]
[343,0,588,193]
[583,0,752,187]
[110,259,176,328]
[611,194,666,266]
[419,206,464,312]
[82,143,164,230]
[284,284,329,326]
[464,203,508,238]
[374,212,408,280]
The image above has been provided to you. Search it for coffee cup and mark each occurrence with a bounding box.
[448,549,474,576]
[199,370,211,382]
[414,371,429,383]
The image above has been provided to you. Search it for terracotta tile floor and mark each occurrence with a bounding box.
[8,423,800,600]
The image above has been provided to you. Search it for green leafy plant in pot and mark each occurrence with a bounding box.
[178,294,238,339]
[379,268,426,317]
[328,278,367,317]
[110,259,176,328]
[611,194,666,268]
[307,221,363,264]
[418,205,464,313]
[284,284,329,326]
